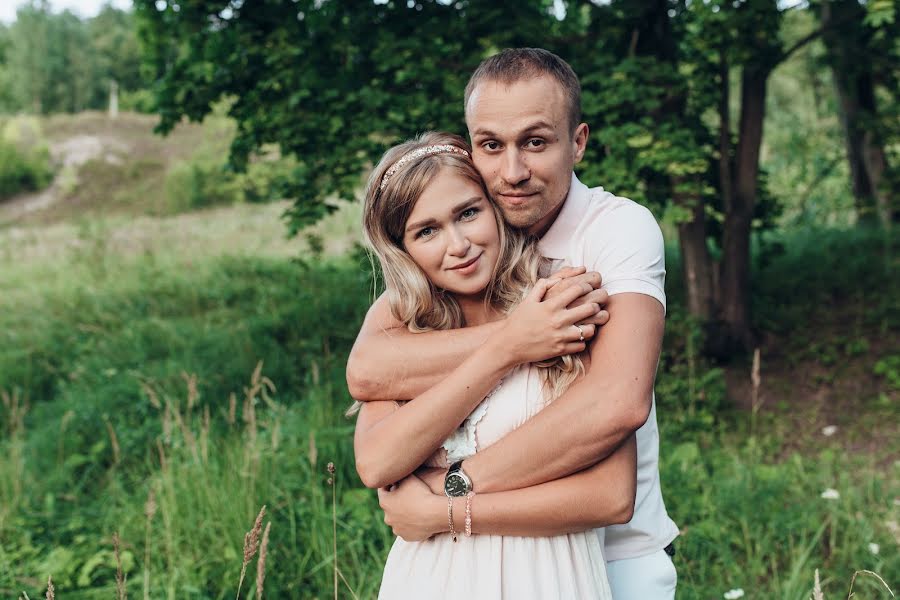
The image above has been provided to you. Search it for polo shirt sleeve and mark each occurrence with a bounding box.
[585,202,666,313]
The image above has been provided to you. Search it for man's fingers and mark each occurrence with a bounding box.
[579,309,610,327]
[549,280,593,308]
[549,265,586,280]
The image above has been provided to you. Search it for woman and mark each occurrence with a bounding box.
[353,132,636,599]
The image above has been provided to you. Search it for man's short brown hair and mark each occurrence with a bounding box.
[464,48,582,134]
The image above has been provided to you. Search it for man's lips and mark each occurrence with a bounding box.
[498,191,539,205]
[449,253,482,271]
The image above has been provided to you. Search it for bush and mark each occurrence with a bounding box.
[0,138,53,198]
[163,149,298,213]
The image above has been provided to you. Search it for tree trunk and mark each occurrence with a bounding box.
[638,0,717,324]
[821,0,893,227]
[676,195,715,320]
[720,65,767,350]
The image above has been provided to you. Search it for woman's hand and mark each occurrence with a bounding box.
[543,267,610,329]
[378,474,446,542]
[500,276,602,365]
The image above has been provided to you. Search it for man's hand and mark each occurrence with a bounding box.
[415,466,447,495]
[543,266,610,328]
[378,475,446,541]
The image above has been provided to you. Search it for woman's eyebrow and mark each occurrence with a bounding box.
[405,197,483,233]
[405,217,437,233]
[450,196,483,213]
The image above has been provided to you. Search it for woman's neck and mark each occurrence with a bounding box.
[456,294,501,327]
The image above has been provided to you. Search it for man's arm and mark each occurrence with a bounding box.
[462,292,664,493]
[353,280,608,488]
[346,268,607,401]
[346,293,503,401]
[378,434,638,541]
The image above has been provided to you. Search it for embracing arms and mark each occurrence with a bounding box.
[376,433,638,541]
[354,279,602,489]
[346,268,606,401]
[463,292,664,493]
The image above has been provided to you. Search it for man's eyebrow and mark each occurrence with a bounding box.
[521,121,555,134]
[471,121,556,138]
[471,127,497,138]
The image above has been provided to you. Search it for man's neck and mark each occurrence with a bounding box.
[528,193,568,239]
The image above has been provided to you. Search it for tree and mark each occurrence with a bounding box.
[819,0,897,227]
[1,1,146,115]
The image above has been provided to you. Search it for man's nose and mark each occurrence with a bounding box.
[446,226,471,257]
[500,149,530,187]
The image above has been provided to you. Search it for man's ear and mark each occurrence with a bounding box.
[572,123,589,163]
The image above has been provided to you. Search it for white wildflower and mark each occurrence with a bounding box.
[868,542,880,555]
[724,589,745,600]
[821,425,838,436]
[821,488,840,500]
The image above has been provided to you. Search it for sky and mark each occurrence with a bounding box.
[0,0,131,24]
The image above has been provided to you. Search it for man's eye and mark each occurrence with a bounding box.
[482,141,500,151]
[526,139,545,148]
[460,208,479,220]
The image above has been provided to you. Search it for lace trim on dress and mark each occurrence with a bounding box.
[441,379,503,463]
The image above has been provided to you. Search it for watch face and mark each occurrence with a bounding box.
[444,473,469,497]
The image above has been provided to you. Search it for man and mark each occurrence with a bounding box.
[347,48,678,599]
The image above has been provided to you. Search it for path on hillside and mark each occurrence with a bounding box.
[0,133,129,224]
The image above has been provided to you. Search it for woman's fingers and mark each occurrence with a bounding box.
[567,301,602,324]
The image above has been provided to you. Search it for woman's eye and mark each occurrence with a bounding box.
[417,227,435,239]
[460,208,479,220]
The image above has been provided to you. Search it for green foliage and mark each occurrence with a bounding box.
[0,137,52,198]
[163,141,300,213]
[2,223,897,597]
[0,115,53,198]
[0,1,148,114]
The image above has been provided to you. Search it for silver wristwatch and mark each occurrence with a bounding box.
[444,460,473,497]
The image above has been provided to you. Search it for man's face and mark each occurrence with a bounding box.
[466,76,588,236]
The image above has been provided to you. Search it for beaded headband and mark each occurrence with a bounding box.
[379,144,471,191]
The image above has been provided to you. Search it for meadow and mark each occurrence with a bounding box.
[0,112,897,599]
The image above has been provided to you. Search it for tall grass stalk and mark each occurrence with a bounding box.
[236,505,266,600]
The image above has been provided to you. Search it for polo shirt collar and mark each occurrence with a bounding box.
[538,173,591,260]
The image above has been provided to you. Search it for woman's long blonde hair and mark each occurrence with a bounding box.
[353,132,584,412]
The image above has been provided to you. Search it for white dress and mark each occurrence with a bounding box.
[378,364,613,599]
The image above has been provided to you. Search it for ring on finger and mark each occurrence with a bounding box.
[574,324,585,342]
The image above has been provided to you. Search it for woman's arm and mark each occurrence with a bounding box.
[354,279,602,489]
[346,294,505,401]
[346,268,607,401]
[377,434,638,541]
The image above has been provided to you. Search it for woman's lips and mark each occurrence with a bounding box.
[450,253,482,275]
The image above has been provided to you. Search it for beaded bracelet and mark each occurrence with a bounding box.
[464,492,475,537]
[447,497,458,542]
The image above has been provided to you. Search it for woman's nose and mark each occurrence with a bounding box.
[446,227,471,257]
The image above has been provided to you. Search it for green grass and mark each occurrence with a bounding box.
[0,115,896,599]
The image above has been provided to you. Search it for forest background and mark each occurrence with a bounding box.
[0,0,897,598]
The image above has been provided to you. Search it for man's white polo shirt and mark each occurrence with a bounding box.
[538,173,679,562]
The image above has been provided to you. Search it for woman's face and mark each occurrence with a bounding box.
[402,168,500,298]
